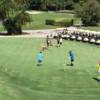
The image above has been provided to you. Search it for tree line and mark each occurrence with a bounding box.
[29,0,100,26]
[29,0,80,10]
[0,0,100,35]
[29,0,100,11]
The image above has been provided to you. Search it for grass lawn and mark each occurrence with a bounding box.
[0,24,5,32]
[0,12,74,31]
[1,11,100,31]
[0,12,75,31]
[0,38,100,100]
[23,12,74,30]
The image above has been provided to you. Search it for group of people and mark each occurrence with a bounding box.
[46,33,63,48]
[37,31,100,82]
[37,32,74,66]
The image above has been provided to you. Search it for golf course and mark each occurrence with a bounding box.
[0,38,100,100]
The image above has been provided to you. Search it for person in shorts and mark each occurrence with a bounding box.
[37,51,43,66]
[69,50,74,66]
[60,37,62,45]
[57,33,60,47]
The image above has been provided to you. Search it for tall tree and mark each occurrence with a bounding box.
[75,0,100,26]
[0,0,31,35]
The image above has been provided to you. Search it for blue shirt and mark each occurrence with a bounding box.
[69,52,74,60]
[38,52,43,61]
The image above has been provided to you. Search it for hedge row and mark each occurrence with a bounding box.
[45,19,73,27]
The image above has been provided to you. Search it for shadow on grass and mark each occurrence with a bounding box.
[93,77,100,82]
[66,64,71,66]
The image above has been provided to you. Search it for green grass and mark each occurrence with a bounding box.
[0,12,75,31]
[1,11,100,31]
[0,24,5,31]
[80,26,100,31]
[0,38,100,100]
[23,12,74,30]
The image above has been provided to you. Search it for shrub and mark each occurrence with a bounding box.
[55,19,73,26]
[75,0,100,26]
[45,19,55,25]
[45,19,73,27]
[0,0,31,35]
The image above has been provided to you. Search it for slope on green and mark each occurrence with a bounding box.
[0,38,100,100]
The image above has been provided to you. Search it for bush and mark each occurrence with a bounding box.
[75,0,100,26]
[55,19,73,27]
[45,19,55,25]
[45,19,73,27]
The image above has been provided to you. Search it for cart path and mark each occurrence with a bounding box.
[0,29,59,38]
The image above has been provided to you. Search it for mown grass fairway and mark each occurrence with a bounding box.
[23,12,74,30]
[0,12,75,31]
[0,38,100,100]
[1,11,100,31]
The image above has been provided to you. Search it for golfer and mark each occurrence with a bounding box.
[37,51,43,66]
[69,50,74,66]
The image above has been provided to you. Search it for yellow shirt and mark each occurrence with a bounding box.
[98,65,100,71]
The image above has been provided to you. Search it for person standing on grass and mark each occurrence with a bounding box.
[59,33,62,45]
[46,35,50,48]
[69,50,74,66]
[57,33,60,47]
[37,51,43,66]
[50,34,53,46]
[97,62,100,81]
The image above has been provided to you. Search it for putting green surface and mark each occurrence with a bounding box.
[0,38,100,100]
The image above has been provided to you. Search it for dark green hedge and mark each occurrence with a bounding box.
[45,19,73,27]
[45,19,55,25]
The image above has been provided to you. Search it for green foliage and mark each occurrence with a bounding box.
[45,19,55,25]
[65,0,74,10]
[3,18,20,35]
[75,0,100,26]
[45,19,73,26]
[55,19,73,26]
[0,0,31,35]
[73,0,80,3]
[29,0,77,10]
[27,0,100,11]
[74,4,82,17]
